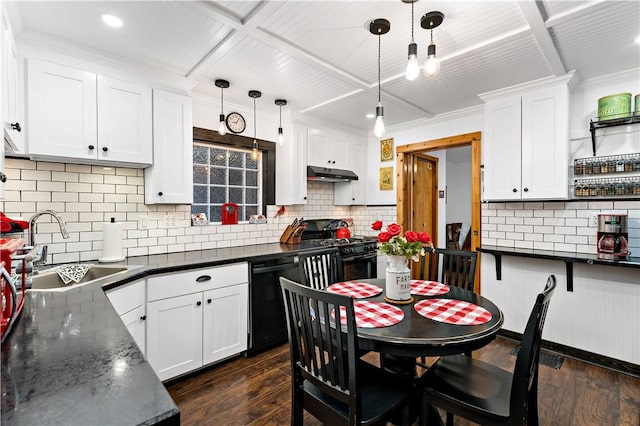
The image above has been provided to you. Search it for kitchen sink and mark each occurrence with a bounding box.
[29,264,142,291]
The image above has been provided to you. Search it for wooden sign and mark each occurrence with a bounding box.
[379,167,393,190]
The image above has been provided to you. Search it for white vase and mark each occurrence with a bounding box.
[385,255,411,301]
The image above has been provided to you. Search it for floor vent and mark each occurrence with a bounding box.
[511,346,564,370]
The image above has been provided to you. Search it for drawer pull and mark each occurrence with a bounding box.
[196,301,202,306]
[207,298,212,304]
[196,275,212,283]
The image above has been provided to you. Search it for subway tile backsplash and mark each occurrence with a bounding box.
[481,201,640,255]
[2,158,637,263]
[0,159,389,264]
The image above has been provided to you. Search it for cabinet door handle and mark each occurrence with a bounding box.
[196,275,212,282]
[10,122,21,132]
[88,145,95,150]
[196,301,202,306]
[140,315,146,321]
[523,187,529,192]
[0,172,7,183]
[207,298,212,304]
[332,161,336,164]
[303,196,307,200]
[158,192,163,196]
[102,146,109,152]
[512,188,517,193]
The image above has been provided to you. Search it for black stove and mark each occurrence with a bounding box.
[300,236,378,258]
[298,219,378,280]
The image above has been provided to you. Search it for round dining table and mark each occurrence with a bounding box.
[336,278,504,369]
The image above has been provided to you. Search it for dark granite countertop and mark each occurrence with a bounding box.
[1,242,307,426]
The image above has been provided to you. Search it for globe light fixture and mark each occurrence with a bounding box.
[248,90,262,161]
[420,11,444,77]
[369,19,390,138]
[275,99,287,145]
[214,79,229,136]
[402,0,420,81]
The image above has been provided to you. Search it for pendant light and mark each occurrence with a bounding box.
[369,19,390,138]
[420,11,444,77]
[275,99,287,145]
[248,90,261,160]
[215,79,229,135]
[402,0,419,81]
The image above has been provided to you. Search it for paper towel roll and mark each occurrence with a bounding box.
[99,218,124,263]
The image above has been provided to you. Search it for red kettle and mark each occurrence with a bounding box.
[221,203,239,225]
[336,225,351,239]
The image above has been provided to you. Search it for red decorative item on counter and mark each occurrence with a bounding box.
[221,203,239,225]
[1,238,27,342]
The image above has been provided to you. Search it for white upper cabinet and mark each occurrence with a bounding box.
[1,9,22,152]
[481,72,573,201]
[275,123,308,205]
[26,58,152,167]
[145,89,193,204]
[307,128,348,170]
[334,141,365,205]
[97,75,152,163]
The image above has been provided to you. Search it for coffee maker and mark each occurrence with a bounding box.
[597,214,629,260]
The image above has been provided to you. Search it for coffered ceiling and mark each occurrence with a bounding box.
[8,0,640,133]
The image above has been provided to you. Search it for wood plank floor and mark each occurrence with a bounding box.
[166,337,640,426]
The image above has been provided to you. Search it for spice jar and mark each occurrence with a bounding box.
[615,182,625,195]
[634,157,640,172]
[592,161,601,174]
[634,182,640,196]
[585,160,593,174]
[600,160,609,174]
[609,159,617,172]
[574,160,584,175]
[607,183,616,196]
[616,160,625,172]
[625,156,634,172]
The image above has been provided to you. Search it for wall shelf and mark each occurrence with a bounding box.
[589,115,640,156]
[478,245,640,292]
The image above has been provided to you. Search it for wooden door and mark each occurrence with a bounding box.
[406,154,438,278]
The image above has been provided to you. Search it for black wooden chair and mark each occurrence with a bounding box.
[419,275,557,426]
[419,247,478,292]
[298,247,343,290]
[280,277,416,426]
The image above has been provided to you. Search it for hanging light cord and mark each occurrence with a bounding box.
[411,1,414,41]
[253,98,257,143]
[220,86,224,113]
[279,105,282,127]
[377,31,381,103]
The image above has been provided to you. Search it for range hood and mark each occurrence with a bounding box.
[307,166,358,182]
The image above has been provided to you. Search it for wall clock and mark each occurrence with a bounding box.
[225,112,246,134]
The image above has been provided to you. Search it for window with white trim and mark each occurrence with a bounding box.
[191,143,262,222]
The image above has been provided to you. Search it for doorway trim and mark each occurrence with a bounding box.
[396,131,482,286]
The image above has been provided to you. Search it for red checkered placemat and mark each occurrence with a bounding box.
[410,280,450,296]
[326,281,383,299]
[335,301,404,328]
[414,298,492,325]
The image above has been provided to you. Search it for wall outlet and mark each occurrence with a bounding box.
[591,212,599,227]
[139,215,149,229]
[165,214,176,228]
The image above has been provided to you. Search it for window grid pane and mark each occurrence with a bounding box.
[192,143,262,223]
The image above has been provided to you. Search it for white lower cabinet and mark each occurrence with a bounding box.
[105,279,146,356]
[145,263,249,381]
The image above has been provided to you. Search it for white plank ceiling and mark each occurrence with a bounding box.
[9,0,640,133]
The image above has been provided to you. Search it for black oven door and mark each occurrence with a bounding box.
[341,253,377,281]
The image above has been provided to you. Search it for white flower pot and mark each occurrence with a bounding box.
[385,255,411,301]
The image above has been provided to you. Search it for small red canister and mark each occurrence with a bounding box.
[221,203,239,225]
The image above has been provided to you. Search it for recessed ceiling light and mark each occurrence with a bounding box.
[366,113,375,119]
[101,14,123,28]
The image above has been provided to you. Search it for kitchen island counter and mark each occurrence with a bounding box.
[1,242,307,426]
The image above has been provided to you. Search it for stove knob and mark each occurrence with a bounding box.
[343,248,353,255]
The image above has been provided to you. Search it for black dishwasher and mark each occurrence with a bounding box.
[246,254,301,356]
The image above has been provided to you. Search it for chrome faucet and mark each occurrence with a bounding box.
[28,210,70,268]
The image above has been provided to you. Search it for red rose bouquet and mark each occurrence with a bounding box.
[371,220,433,262]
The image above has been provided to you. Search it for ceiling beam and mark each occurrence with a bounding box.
[544,0,607,28]
[517,1,566,76]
